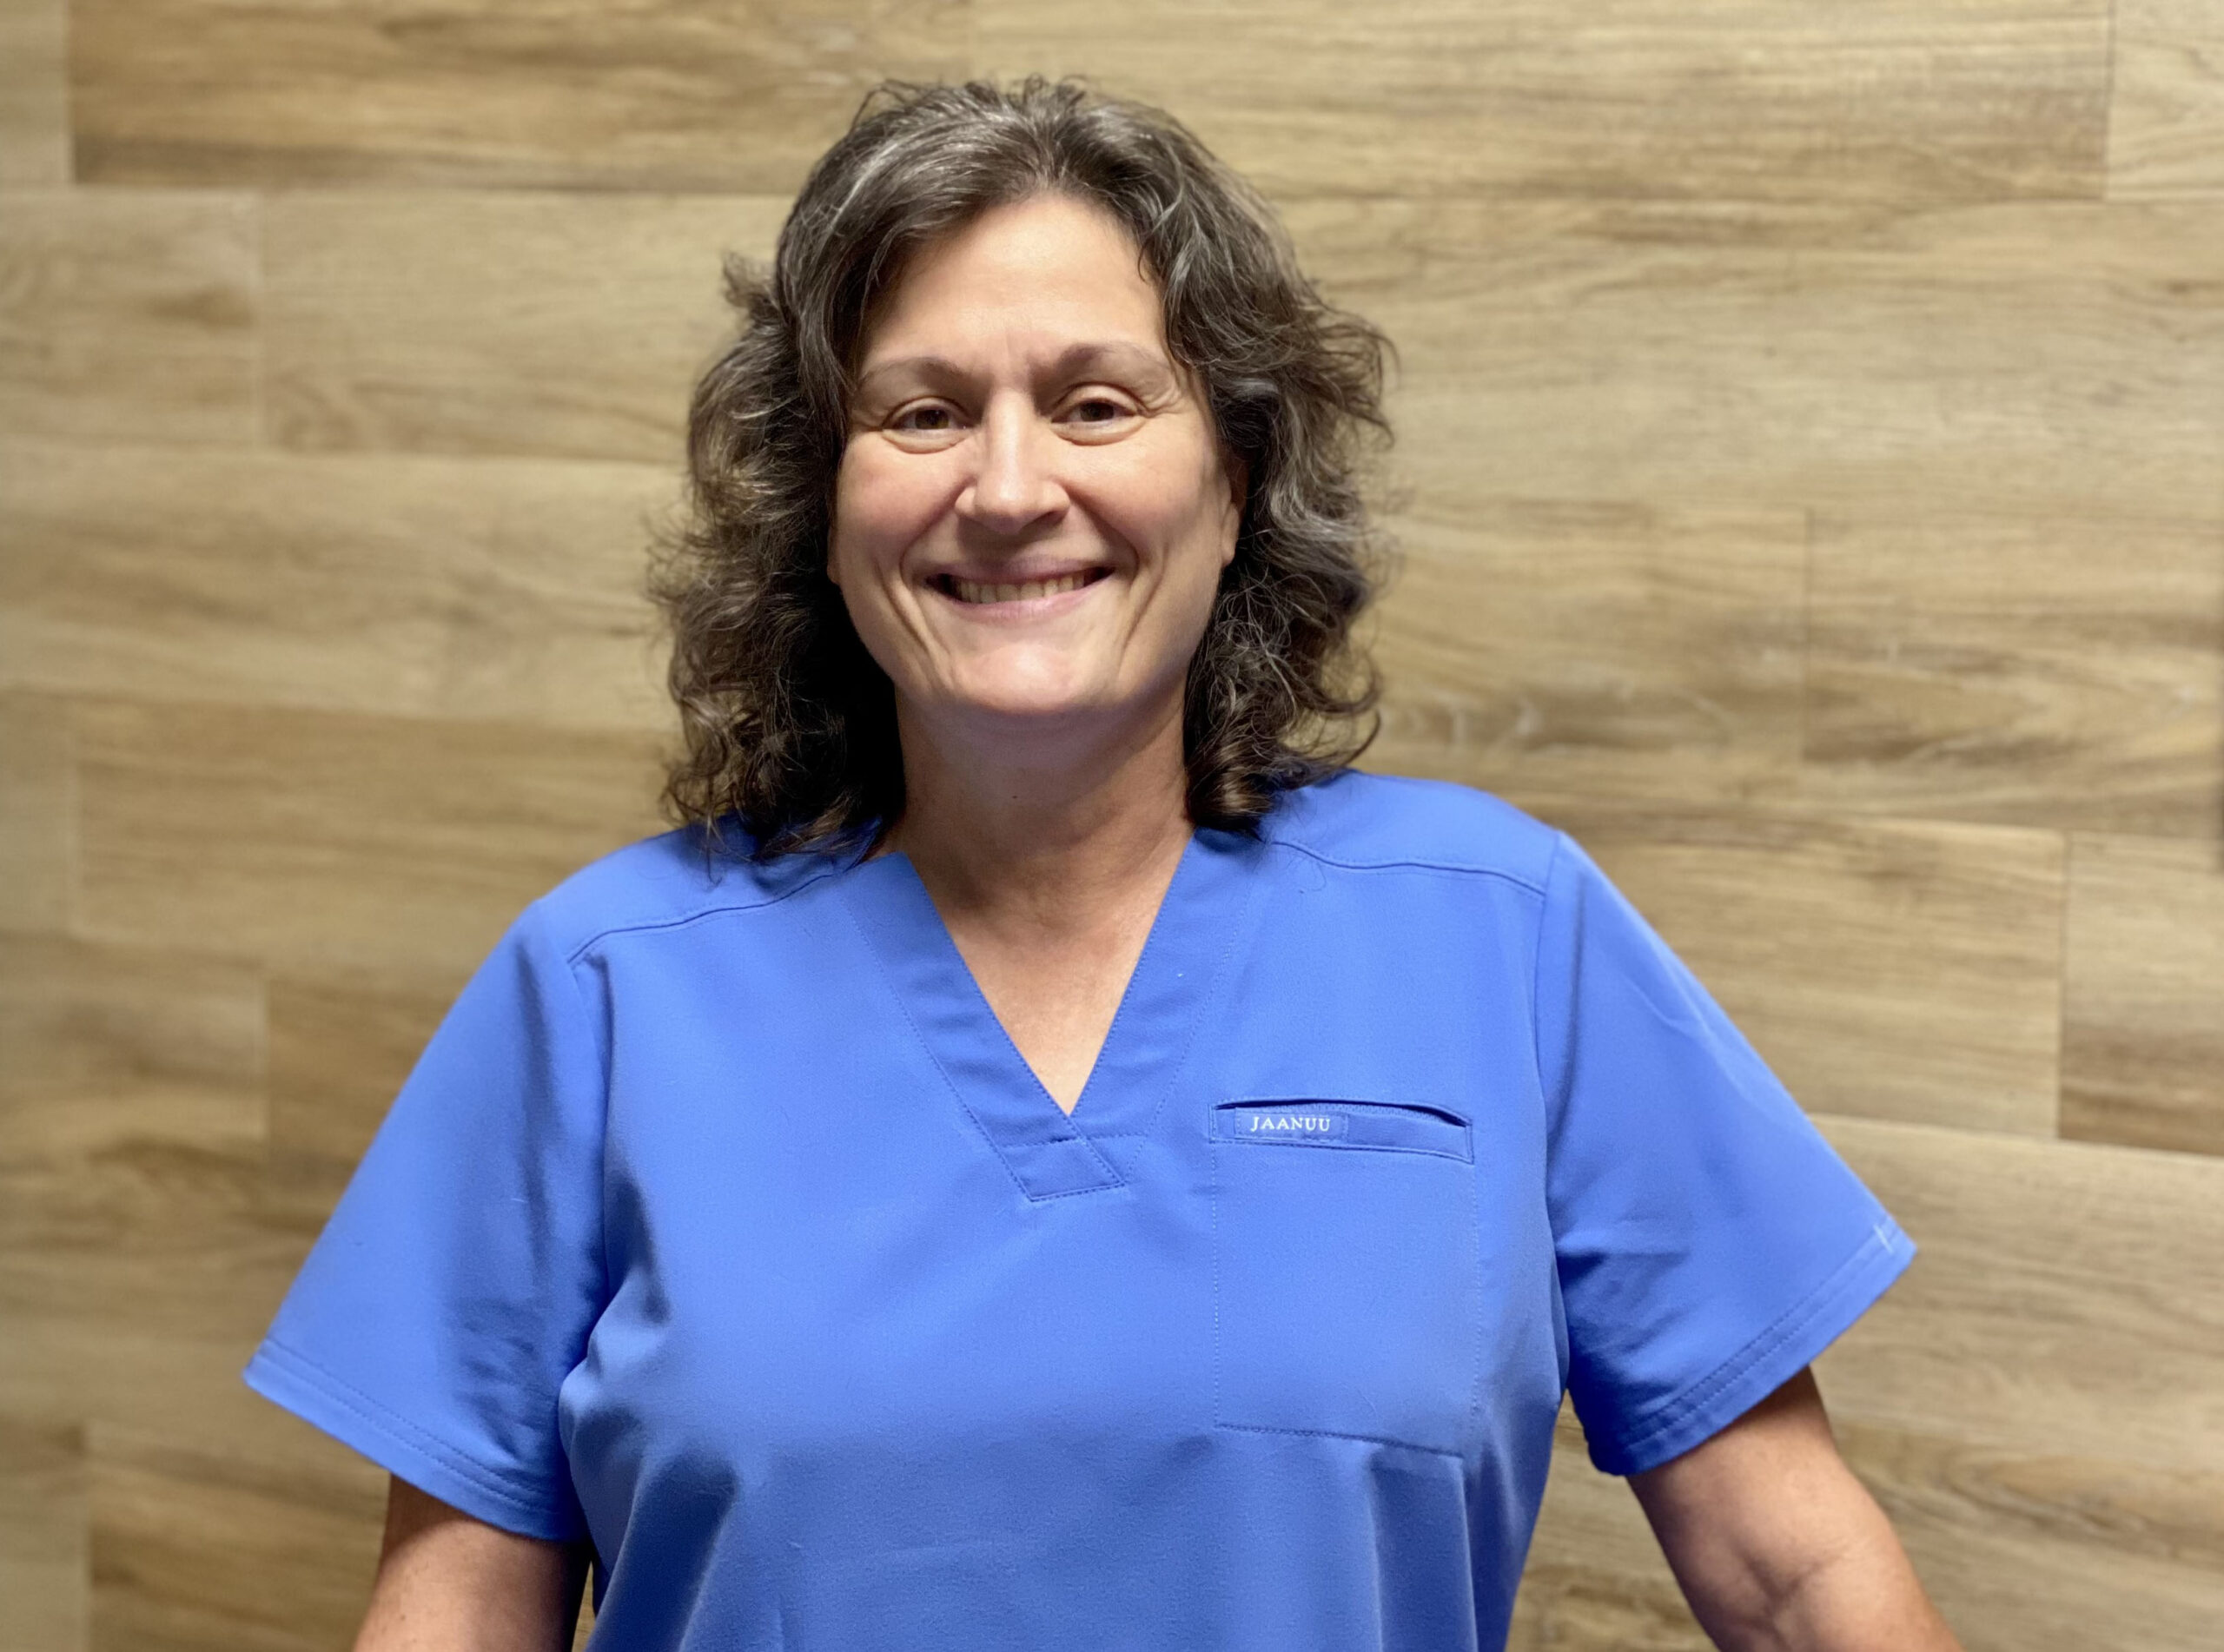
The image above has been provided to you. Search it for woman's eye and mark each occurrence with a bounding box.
[1064,396,1133,425]
[892,405,957,433]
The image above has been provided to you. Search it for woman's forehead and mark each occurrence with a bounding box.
[857,194,1167,364]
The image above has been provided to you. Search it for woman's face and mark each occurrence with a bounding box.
[829,191,1245,753]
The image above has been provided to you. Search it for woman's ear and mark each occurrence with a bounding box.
[1220,448,1249,565]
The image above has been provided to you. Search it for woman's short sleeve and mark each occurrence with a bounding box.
[242,896,607,1541]
[1535,829,1915,1477]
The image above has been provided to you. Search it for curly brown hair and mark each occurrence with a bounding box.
[646,75,1397,864]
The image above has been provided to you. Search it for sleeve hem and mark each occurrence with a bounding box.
[1585,1215,1916,1478]
[242,1336,585,1543]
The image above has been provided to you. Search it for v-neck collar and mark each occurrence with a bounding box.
[836,823,1273,1201]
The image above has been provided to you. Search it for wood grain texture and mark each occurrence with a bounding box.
[0,930,263,1134]
[0,0,69,189]
[2108,0,2224,200]
[0,190,259,447]
[978,0,2108,205]
[0,1413,84,1652]
[1287,196,2224,522]
[1802,512,2224,837]
[1813,1114,2224,1477]
[1,438,678,730]
[2062,832,2224,1156]
[70,0,971,192]
[89,1424,384,1652]
[1367,499,1807,807]
[0,923,269,1465]
[0,691,72,935]
[1833,1417,2224,1652]
[265,191,785,460]
[70,697,669,976]
[0,1089,298,1480]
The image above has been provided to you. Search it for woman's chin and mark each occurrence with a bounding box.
[917,670,1129,732]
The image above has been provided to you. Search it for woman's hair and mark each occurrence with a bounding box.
[647,74,1397,863]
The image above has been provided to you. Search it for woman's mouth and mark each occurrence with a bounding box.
[931,568,1110,605]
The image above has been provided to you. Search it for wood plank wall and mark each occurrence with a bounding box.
[3,3,2220,1648]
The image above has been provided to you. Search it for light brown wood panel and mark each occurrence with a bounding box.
[1833,1417,2224,1652]
[1514,1399,2224,1651]
[0,0,68,189]
[261,965,467,1228]
[1812,1114,2224,1477]
[1,437,678,731]
[0,936,314,1468]
[1465,797,2064,1136]
[0,1313,308,1489]
[70,0,971,192]
[0,1413,84,1652]
[0,189,259,447]
[71,696,668,977]
[1367,499,1806,808]
[2108,0,2224,200]
[266,190,786,460]
[1801,512,2224,838]
[0,690,71,935]
[0,925,271,1462]
[979,0,2108,206]
[89,1424,382,1652]
[0,1100,272,1351]
[1287,196,2224,524]
[2062,832,2224,1157]
[0,930,263,1142]
[0,1125,302,1478]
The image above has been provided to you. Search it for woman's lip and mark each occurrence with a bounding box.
[927,567,1113,610]
[931,565,1109,588]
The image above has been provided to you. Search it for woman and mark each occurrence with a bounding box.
[244,77,1959,1650]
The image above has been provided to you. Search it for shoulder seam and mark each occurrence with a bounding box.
[1271,836,1549,895]
[552,861,851,968]
[537,902,616,1308]
[1531,827,1569,1119]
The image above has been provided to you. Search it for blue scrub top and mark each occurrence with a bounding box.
[243,770,1912,1649]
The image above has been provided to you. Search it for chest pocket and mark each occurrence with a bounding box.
[1208,1098,1482,1458]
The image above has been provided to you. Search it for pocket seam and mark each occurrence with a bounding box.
[1214,1095,1472,1124]
[1212,1416,1469,1460]
[1208,1123,1486,1457]
[1210,1097,1473,1163]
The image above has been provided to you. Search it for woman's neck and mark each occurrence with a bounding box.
[882,692,1194,932]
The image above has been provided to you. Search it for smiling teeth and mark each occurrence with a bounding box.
[950,571,1095,605]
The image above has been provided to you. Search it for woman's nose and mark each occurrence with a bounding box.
[958,396,1066,534]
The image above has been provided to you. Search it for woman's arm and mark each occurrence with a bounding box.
[352,1475,592,1651]
[1626,1367,1961,1652]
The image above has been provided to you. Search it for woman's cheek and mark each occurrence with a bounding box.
[833,455,929,586]
[881,456,962,557]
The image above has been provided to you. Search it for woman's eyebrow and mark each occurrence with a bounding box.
[854,340,1177,396]
[1049,340,1175,386]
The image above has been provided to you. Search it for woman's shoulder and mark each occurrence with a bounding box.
[1260,769,1563,895]
[521,817,846,961]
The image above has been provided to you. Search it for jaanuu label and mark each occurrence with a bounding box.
[1225,1107,1351,1140]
